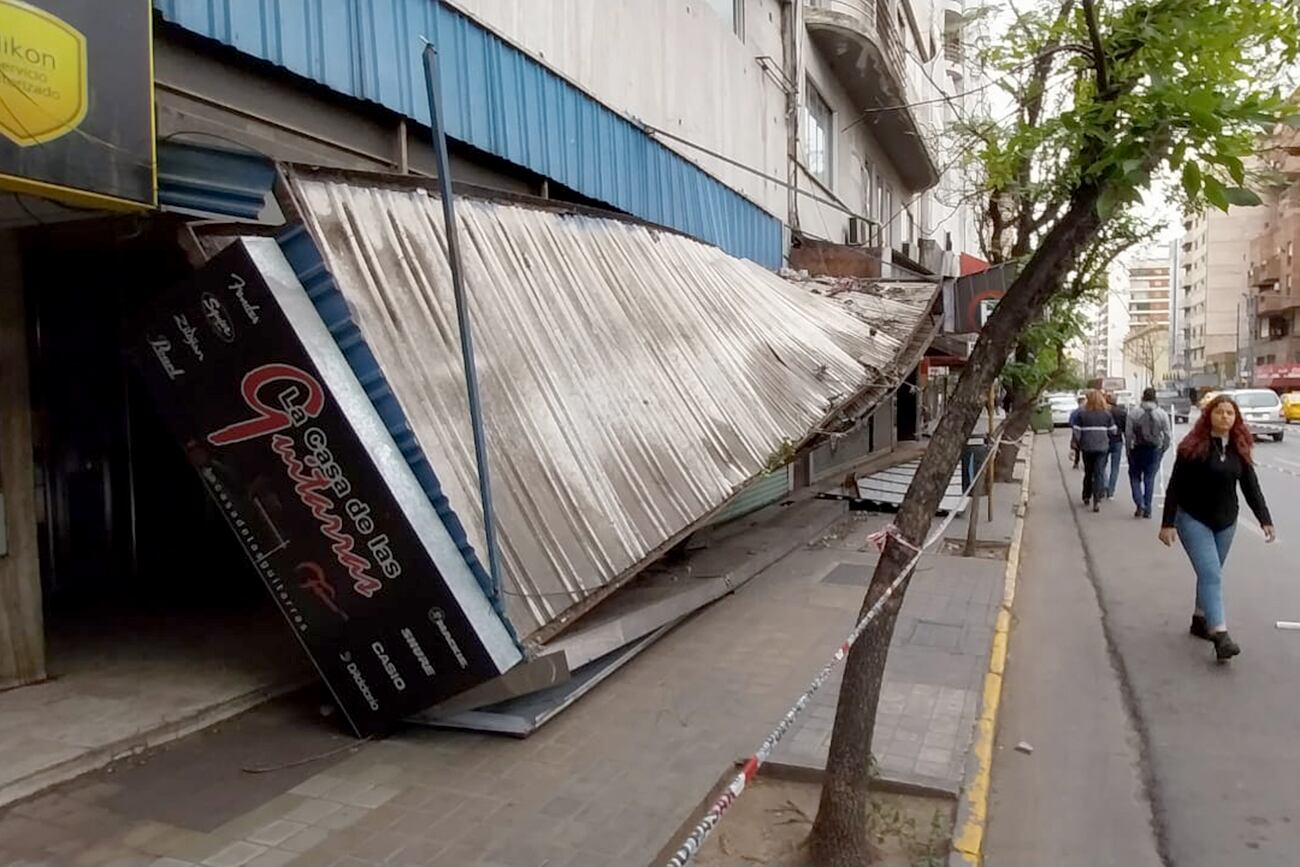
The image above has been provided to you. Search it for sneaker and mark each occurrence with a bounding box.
[1212,631,1241,661]
[1135,507,1144,518]
[1143,509,1152,519]
[1092,499,1101,513]
[1190,615,1213,641]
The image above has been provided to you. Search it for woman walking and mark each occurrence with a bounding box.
[1072,389,1116,512]
[1159,394,1276,661]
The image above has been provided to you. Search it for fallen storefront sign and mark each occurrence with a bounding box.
[140,167,937,732]
[127,239,520,736]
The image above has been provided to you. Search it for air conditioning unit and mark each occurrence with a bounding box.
[846,216,870,246]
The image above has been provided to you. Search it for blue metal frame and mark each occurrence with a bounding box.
[154,0,783,268]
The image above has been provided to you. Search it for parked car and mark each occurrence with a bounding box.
[1222,389,1284,442]
[1156,389,1191,423]
[1284,392,1300,423]
[1048,393,1080,427]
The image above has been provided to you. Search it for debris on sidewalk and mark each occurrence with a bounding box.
[1015,741,1035,755]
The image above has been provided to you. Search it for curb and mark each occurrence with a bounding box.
[949,432,1035,867]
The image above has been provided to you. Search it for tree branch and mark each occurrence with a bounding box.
[1082,0,1110,96]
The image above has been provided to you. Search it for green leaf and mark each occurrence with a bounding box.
[1182,162,1202,199]
[1097,186,1119,220]
[1224,187,1263,207]
[1204,176,1230,212]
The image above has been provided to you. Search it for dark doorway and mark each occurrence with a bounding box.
[896,367,920,441]
[22,217,257,613]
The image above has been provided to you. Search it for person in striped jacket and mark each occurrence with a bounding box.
[1072,389,1118,512]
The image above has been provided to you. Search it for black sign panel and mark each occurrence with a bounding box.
[0,0,155,209]
[127,242,506,735]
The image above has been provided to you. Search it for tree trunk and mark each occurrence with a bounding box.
[807,190,1102,866]
[995,398,1035,481]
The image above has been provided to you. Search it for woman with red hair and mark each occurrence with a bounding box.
[1159,394,1276,661]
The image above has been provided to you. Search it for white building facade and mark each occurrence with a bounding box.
[455,0,985,273]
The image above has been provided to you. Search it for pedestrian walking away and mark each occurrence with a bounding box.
[1126,387,1172,519]
[1073,389,1116,512]
[1159,394,1276,662]
[1069,395,1086,469]
[1105,391,1128,499]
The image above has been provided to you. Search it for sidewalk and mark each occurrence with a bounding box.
[983,432,1160,867]
[0,448,1023,867]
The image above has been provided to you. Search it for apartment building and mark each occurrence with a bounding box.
[452,0,983,272]
[1127,255,1172,327]
[1092,261,1131,378]
[1180,204,1270,387]
[1247,125,1300,391]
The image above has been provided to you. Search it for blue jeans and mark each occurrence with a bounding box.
[1174,510,1236,630]
[1128,445,1161,513]
[1106,440,1124,497]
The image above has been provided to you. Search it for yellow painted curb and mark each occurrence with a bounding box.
[950,433,1035,867]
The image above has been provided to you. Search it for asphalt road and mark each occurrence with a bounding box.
[1002,420,1300,867]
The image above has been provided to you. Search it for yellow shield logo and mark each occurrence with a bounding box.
[0,1,88,146]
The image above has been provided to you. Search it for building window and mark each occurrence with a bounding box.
[862,162,874,221]
[703,0,744,38]
[802,81,833,188]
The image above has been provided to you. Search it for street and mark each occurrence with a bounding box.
[987,422,1300,867]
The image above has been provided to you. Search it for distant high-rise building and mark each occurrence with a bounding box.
[1127,255,1172,327]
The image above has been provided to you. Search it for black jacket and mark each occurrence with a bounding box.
[1161,438,1272,531]
[1108,404,1128,445]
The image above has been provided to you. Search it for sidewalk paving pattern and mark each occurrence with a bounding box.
[0,476,1017,867]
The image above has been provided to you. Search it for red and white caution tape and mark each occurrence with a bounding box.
[662,438,1002,867]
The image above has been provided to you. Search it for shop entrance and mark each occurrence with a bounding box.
[1,216,306,803]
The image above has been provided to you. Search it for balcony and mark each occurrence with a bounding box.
[804,0,939,191]
[1256,292,1300,316]
[1249,253,1282,288]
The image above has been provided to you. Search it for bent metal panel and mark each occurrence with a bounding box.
[127,240,517,735]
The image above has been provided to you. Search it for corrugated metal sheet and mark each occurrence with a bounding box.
[157,140,277,219]
[710,467,793,526]
[153,0,783,268]
[280,170,935,639]
[856,461,967,514]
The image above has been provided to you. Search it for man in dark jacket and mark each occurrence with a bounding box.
[1068,395,1086,468]
[1105,392,1129,498]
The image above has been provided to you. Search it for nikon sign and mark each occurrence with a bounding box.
[0,0,154,209]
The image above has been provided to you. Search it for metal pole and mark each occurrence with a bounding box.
[986,386,995,519]
[1236,298,1242,387]
[965,462,981,557]
[422,42,503,600]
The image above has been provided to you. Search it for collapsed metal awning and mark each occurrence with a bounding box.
[274,167,939,647]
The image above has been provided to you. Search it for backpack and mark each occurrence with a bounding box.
[1132,408,1161,448]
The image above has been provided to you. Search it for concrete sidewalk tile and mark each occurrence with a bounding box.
[286,775,344,799]
[281,799,341,826]
[277,825,331,854]
[201,841,267,867]
[314,804,368,831]
[245,851,296,867]
[245,820,308,847]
